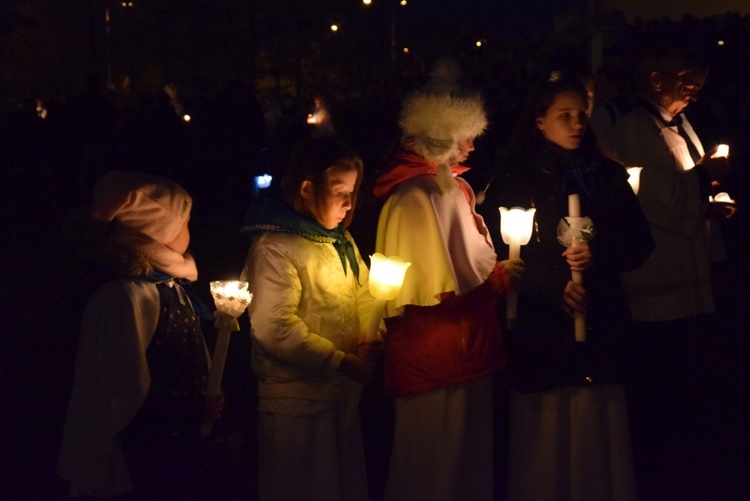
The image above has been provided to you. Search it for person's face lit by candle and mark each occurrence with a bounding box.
[452,136,476,164]
[166,216,191,254]
[650,55,696,116]
[301,166,357,230]
[536,90,588,150]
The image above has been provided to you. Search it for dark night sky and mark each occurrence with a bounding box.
[404,0,588,37]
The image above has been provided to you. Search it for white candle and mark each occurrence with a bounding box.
[202,280,252,436]
[498,206,536,329]
[364,298,387,342]
[205,328,231,395]
[506,240,520,329]
[568,194,580,217]
[567,195,586,342]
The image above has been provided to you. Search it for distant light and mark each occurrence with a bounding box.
[476,40,482,47]
[183,114,191,122]
[717,40,725,46]
[363,0,372,4]
[403,47,409,53]
[330,24,338,32]
[254,174,273,190]
[36,100,48,119]
[400,0,407,5]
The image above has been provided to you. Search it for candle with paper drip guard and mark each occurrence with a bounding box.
[498,206,536,329]
[626,167,642,195]
[366,253,411,340]
[202,280,253,436]
[557,195,595,342]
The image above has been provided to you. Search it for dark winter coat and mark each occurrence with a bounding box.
[481,139,654,392]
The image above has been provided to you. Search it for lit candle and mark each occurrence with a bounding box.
[202,280,253,436]
[710,191,734,203]
[366,253,411,340]
[626,167,642,195]
[498,206,536,329]
[712,144,729,158]
[709,191,737,219]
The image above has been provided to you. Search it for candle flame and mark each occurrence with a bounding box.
[713,144,729,158]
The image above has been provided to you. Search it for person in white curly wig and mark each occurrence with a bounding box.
[372,59,524,501]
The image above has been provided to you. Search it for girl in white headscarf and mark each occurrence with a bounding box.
[57,170,223,498]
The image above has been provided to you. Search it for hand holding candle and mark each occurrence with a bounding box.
[202,280,253,436]
[366,253,411,340]
[498,206,536,329]
[709,191,737,219]
[557,195,595,342]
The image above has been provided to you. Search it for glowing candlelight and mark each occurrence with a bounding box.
[710,192,734,203]
[712,144,729,158]
[709,191,737,218]
[210,280,253,318]
[366,254,411,340]
[499,206,536,329]
[626,167,642,195]
[202,280,253,436]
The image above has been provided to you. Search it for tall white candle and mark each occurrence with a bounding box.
[202,280,252,436]
[568,194,581,217]
[567,194,586,342]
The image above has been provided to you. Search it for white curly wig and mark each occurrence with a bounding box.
[399,59,487,165]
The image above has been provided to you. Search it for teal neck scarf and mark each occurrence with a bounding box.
[241,197,360,282]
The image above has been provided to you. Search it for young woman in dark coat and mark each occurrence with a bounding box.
[479,72,654,501]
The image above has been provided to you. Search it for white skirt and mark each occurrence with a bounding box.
[257,384,368,501]
[386,377,494,501]
[508,384,638,501]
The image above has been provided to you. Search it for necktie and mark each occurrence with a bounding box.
[669,114,702,164]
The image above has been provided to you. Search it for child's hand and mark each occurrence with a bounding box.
[560,280,587,318]
[203,391,225,423]
[338,353,374,383]
[499,258,524,288]
[357,337,384,363]
[562,244,591,272]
